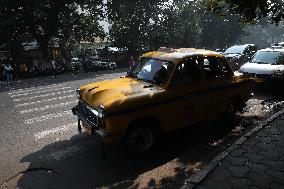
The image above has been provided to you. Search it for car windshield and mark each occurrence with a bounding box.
[251,51,284,64]
[129,58,174,85]
[224,45,247,54]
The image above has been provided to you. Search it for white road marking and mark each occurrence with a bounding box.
[20,100,77,114]
[8,84,64,95]
[41,140,98,161]
[24,111,72,124]
[13,90,74,102]
[34,122,76,140]
[15,95,76,107]
[46,144,85,161]
[11,86,72,97]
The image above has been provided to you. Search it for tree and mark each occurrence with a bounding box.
[107,0,168,56]
[150,0,246,50]
[0,0,105,61]
[198,3,246,49]
[150,0,201,49]
[207,0,284,24]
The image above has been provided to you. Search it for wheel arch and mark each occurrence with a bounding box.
[125,115,161,133]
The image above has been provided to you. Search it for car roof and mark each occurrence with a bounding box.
[228,44,255,48]
[258,48,284,52]
[141,48,223,63]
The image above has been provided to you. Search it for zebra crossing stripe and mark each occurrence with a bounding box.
[34,122,76,140]
[8,84,64,95]
[24,111,72,124]
[13,90,74,102]
[20,100,77,114]
[10,86,72,98]
[15,95,76,107]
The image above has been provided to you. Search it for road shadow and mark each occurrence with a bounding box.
[0,68,127,93]
[14,115,257,189]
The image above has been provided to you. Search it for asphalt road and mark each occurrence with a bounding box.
[0,70,283,189]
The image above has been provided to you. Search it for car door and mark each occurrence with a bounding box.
[165,57,209,130]
[200,57,234,118]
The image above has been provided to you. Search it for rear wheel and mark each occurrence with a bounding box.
[223,98,239,121]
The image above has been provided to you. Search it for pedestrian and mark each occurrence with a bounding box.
[3,63,13,86]
[51,59,57,78]
[82,58,88,73]
[128,56,135,70]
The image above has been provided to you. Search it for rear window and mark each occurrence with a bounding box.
[251,51,284,65]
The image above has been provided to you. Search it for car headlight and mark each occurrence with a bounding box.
[76,89,81,98]
[98,104,105,118]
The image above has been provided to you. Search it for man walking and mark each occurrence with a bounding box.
[51,59,57,78]
[4,63,13,86]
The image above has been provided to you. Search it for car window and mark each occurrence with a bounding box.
[130,58,174,85]
[171,58,202,86]
[203,58,232,79]
[251,51,284,64]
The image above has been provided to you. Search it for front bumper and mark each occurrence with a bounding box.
[72,106,112,138]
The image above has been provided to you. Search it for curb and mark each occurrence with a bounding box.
[181,108,284,189]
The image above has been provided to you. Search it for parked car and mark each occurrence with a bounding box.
[239,47,284,83]
[72,47,255,154]
[271,42,284,48]
[224,44,259,70]
[88,57,117,70]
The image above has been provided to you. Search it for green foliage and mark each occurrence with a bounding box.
[0,0,105,59]
[107,0,246,53]
[207,0,284,24]
[199,3,246,49]
[107,0,168,55]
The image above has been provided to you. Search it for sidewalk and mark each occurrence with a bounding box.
[185,113,284,189]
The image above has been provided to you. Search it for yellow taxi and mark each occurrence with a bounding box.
[72,47,255,154]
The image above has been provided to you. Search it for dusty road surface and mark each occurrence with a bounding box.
[0,70,283,189]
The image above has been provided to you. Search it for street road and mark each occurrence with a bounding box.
[0,70,283,189]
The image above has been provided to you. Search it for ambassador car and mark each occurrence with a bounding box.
[72,47,255,154]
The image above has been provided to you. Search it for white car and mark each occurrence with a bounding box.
[239,48,284,82]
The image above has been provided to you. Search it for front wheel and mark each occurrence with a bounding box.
[124,125,156,154]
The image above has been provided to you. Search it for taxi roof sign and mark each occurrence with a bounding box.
[157,47,175,53]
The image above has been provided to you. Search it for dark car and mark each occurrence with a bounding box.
[224,44,259,70]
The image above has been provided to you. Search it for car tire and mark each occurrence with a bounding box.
[222,97,239,121]
[124,123,157,155]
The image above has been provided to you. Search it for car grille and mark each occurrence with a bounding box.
[78,100,98,125]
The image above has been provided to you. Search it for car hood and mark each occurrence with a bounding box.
[240,63,284,75]
[79,77,163,111]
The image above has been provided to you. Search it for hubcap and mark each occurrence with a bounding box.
[127,127,154,153]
